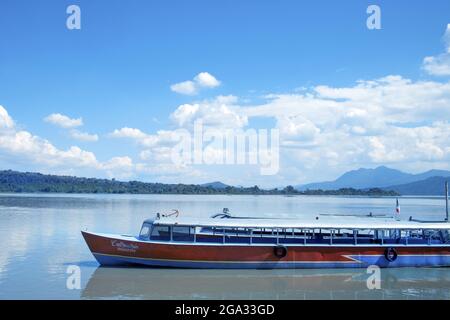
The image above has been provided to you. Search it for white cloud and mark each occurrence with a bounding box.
[170,95,247,129]
[70,130,99,142]
[243,76,450,183]
[171,104,200,126]
[0,106,132,179]
[194,72,221,88]
[110,127,148,140]
[44,113,99,142]
[171,72,221,95]
[367,123,448,163]
[276,115,320,144]
[44,113,83,128]
[110,127,177,148]
[245,76,450,126]
[423,24,450,76]
[170,81,197,95]
[0,130,98,168]
[139,147,173,163]
[33,73,450,186]
[108,72,450,185]
[423,55,450,76]
[0,106,14,129]
[101,156,133,171]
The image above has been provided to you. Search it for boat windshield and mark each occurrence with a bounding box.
[139,223,152,240]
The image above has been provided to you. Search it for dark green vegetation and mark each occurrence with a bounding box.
[0,170,399,196]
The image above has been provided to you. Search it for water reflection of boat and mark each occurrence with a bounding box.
[81,267,450,300]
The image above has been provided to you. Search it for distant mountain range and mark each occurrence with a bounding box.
[383,176,450,196]
[296,166,450,195]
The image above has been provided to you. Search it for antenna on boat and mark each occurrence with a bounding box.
[161,209,180,218]
[446,181,449,222]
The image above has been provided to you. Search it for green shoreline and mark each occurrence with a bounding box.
[0,170,399,196]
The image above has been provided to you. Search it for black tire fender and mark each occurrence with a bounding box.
[274,245,288,258]
[384,247,398,262]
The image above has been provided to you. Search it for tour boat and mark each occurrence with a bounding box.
[82,195,450,269]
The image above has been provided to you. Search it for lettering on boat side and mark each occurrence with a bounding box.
[111,240,139,253]
[174,304,275,317]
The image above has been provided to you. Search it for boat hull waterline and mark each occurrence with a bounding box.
[82,231,450,269]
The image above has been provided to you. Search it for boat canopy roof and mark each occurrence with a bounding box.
[151,215,450,230]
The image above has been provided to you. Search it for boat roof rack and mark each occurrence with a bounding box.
[154,215,450,230]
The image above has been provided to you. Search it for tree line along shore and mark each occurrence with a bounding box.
[0,170,399,196]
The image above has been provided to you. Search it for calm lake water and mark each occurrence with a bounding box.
[0,193,449,300]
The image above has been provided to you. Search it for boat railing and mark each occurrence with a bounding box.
[144,223,450,246]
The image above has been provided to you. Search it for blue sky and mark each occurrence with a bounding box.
[0,0,450,187]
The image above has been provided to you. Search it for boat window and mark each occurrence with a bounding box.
[150,225,170,241]
[335,229,353,238]
[139,223,151,240]
[375,230,384,239]
[173,226,195,242]
[442,230,450,243]
[410,230,421,238]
